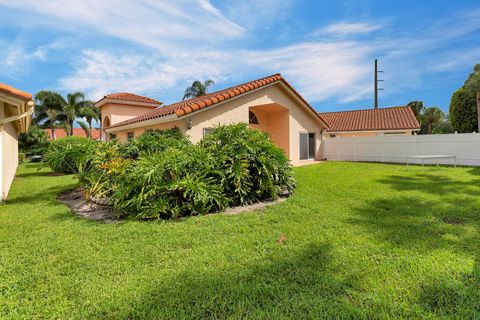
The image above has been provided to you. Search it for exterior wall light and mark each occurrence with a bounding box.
[187,118,193,129]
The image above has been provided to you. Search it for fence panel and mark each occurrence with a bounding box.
[323,133,480,166]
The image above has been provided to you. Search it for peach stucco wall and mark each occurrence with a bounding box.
[108,84,326,165]
[0,101,19,199]
[101,103,157,140]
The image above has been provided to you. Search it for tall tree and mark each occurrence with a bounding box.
[78,101,100,135]
[34,90,66,140]
[449,87,477,133]
[63,92,89,136]
[406,100,424,122]
[183,80,214,100]
[422,107,444,134]
[464,64,480,132]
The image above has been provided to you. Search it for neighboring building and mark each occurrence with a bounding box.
[319,106,420,137]
[44,128,101,140]
[98,74,329,166]
[0,83,33,200]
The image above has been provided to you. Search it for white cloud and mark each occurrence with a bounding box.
[319,22,383,36]
[60,49,233,100]
[0,0,244,53]
[1,1,480,107]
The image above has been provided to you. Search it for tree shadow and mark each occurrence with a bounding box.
[349,170,480,317]
[83,242,369,319]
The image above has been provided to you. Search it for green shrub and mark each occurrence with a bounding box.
[18,125,50,156]
[18,152,26,164]
[112,146,228,219]
[449,87,478,133]
[80,124,295,220]
[44,136,97,174]
[120,127,190,159]
[200,123,295,205]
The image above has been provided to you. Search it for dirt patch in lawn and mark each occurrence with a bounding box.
[57,188,118,223]
[58,188,288,222]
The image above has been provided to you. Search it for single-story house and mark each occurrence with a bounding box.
[0,83,33,200]
[98,74,329,166]
[319,106,420,137]
[98,74,420,165]
[44,128,101,140]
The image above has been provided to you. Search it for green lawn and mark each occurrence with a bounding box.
[1,162,479,319]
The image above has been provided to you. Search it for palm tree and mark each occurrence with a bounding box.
[34,90,66,140]
[78,102,100,138]
[464,64,480,132]
[63,92,89,136]
[183,80,214,100]
[406,100,424,122]
[422,107,444,134]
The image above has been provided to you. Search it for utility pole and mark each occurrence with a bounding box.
[374,59,384,109]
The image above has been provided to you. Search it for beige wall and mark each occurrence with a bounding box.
[0,101,19,199]
[101,103,156,140]
[108,84,326,165]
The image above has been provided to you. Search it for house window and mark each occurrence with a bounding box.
[109,133,117,140]
[249,111,259,124]
[300,132,315,160]
[203,127,213,137]
[127,132,134,141]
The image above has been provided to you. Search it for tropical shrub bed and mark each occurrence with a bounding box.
[47,124,295,219]
[44,136,97,174]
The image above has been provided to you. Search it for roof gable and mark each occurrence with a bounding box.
[107,74,327,130]
[0,83,32,101]
[319,106,420,132]
[95,92,162,108]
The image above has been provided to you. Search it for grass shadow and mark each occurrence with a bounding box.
[84,242,369,319]
[349,169,480,317]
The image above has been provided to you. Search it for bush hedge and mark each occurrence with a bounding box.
[49,124,295,219]
[44,136,97,174]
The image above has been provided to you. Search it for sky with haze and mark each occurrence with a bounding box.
[0,0,479,113]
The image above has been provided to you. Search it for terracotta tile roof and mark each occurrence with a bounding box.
[108,74,327,129]
[0,83,32,101]
[319,106,420,132]
[97,92,161,106]
[44,128,101,140]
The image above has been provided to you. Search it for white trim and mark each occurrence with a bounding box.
[0,92,25,108]
[0,107,34,125]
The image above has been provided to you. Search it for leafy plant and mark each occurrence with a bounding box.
[450,87,478,133]
[18,125,50,156]
[200,123,295,205]
[44,136,97,174]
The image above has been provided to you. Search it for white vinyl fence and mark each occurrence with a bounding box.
[323,133,480,166]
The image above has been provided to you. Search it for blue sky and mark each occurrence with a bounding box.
[0,0,479,113]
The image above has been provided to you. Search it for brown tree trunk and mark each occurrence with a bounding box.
[52,127,56,140]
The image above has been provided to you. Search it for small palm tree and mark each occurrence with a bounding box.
[63,92,89,136]
[78,102,100,138]
[183,80,214,100]
[464,64,480,132]
[406,100,424,121]
[34,90,66,140]
[422,107,444,134]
